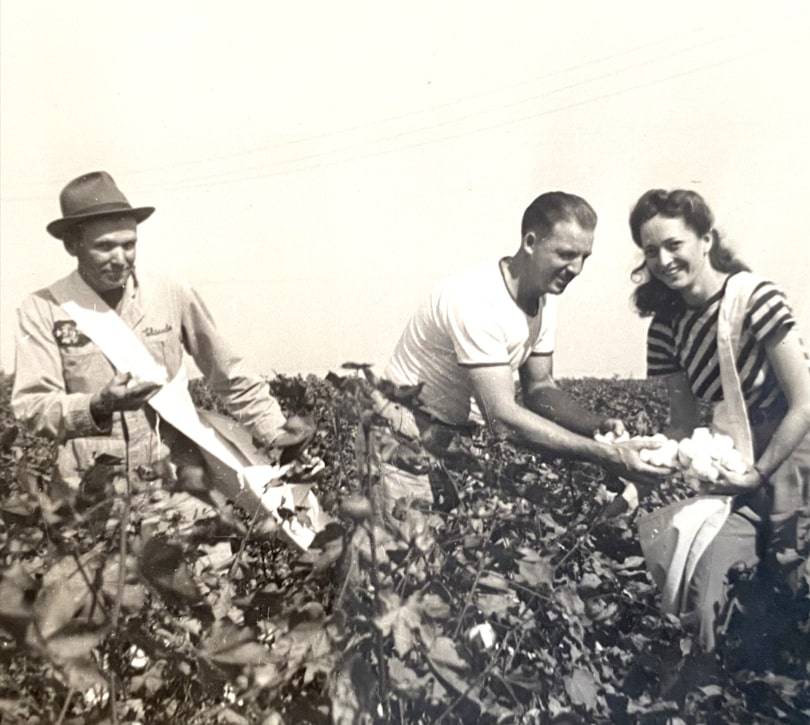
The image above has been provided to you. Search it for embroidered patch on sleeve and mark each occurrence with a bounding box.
[53,320,91,348]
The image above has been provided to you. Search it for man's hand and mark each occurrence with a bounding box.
[270,414,316,465]
[607,437,675,486]
[90,372,162,423]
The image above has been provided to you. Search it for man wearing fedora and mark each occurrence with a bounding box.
[12,171,309,490]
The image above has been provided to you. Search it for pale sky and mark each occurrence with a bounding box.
[2,1,809,380]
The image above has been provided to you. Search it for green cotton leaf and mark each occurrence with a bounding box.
[577,572,603,593]
[534,512,566,532]
[611,555,646,571]
[196,542,234,572]
[45,624,107,662]
[288,601,325,628]
[426,653,482,716]
[388,657,429,697]
[0,424,18,452]
[216,709,249,725]
[331,653,378,724]
[554,586,586,617]
[419,592,451,619]
[477,572,512,592]
[374,591,423,656]
[476,592,519,617]
[33,550,105,640]
[0,563,38,625]
[428,636,469,673]
[130,661,166,696]
[200,619,272,666]
[0,493,38,521]
[564,667,599,711]
[139,537,206,610]
[515,552,554,588]
[351,526,390,567]
[303,646,337,686]
[100,555,147,613]
[64,658,108,700]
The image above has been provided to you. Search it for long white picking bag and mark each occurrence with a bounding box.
[50,274,325,550]
[638,273,761,614]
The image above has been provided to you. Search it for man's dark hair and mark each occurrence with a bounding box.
[521,191,597,238]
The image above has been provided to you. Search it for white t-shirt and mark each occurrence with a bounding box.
[385,258,557,425]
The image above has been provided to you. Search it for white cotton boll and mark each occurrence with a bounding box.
[658,440,680,468]
[692,428,713,446]
[595,430,630,444]
[690,456,719,482]
[129,645,149,670]
[678,438,697,467]
[720,449,747,474]
[467,622,497,650]
[641,442,678,468]
[711,433,735,452]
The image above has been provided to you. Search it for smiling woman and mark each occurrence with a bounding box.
[629,187,810,651]
[630,188,749,320]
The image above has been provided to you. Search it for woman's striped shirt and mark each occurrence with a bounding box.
[646,275,806,418]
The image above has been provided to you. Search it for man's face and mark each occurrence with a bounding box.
[526,219,594,295]
[65,215,138,294]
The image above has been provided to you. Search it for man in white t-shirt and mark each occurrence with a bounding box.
[381,191,667,513]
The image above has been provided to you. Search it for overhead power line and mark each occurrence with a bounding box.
[1,8,802,201]
[131,30,798,194]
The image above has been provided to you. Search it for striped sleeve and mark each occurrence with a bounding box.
[647,317,680,376]
[746,281,796,344]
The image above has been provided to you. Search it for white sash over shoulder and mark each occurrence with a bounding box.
[49,272,324,550]
[638,272,761,615]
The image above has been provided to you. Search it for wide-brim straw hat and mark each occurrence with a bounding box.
[46,171,155,238]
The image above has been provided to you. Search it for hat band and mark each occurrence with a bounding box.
[62,201,134,217]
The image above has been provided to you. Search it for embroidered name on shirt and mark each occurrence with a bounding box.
[143,324,173,337]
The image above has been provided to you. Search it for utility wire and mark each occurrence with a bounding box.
[131,32,800,194]
[1,6,791,196]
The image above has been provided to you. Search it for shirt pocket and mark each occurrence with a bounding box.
[145,335,183,380]
[60,345,115,394]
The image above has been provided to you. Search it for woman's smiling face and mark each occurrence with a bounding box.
[639,214,713,291]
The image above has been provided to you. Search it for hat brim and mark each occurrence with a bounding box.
[47,206,155,239]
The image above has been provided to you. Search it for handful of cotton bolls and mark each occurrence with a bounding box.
[675,427,747,488]
[596,427,747,487]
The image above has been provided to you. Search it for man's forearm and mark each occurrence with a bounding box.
[523,385,605,437]
[179,284,288,446]
[489,400,618,467]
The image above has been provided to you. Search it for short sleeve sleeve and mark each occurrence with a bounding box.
[746,281,796,344]
[647,317,680,376]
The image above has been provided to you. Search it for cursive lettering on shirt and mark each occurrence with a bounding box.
[143,324,173,337]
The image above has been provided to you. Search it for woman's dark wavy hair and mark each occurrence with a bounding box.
[629,188,749,319]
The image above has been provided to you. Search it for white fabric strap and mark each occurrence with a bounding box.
[639,272,762,614]
[638,495,731,614]
[49,275,318,548]
[714,271,762,464]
